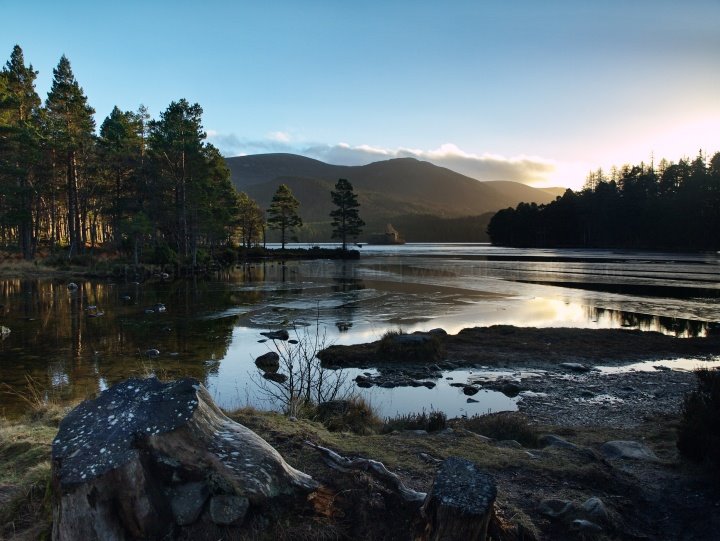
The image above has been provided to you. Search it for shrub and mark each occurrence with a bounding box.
[457,411,539,447]
[382,409,447,433]
[677,368,720,469]
[376,330,444,362]
[314,397,383,435]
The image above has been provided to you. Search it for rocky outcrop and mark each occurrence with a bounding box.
[51,378,317,540]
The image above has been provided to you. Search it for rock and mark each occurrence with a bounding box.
[600,440,659,461]
[467,397,479,403]
[572,519,603,532]
[419,457,496,541]
[51,378,317,540]
[209,494,249,525]
[145,348,160,358]
[261,330,290,341]
[463,385,480,396]
[539,498,574,518]
[559,362,591,372]
[0,325,10,338]
[255,351,280,372]
[262,372,288,384]
[427,328,447,336]
[495,440,522,449]
[154,303,167,313]
[538,434,580,451]
[171,482,209,525]
[422,381,436,389]
[67,282,78,291]
[582,496,610,523]
[501,382,521,397]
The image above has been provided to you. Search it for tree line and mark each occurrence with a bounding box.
[0,46,363,264]
[487,152,720,250]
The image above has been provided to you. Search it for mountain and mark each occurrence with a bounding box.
[224,153,565,242]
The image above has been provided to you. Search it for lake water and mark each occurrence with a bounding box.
[1,243,718,418]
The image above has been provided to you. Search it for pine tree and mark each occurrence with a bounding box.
[0,45,42,258]
[330,178,364,250]
[98,106,143,248]
[45,55,96,254]
[267,184,302,249]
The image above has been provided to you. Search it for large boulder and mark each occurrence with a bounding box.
[51,377,317,540]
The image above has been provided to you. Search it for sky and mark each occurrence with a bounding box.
[3,0,719,190]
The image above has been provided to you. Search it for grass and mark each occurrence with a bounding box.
[0,413,58,540]
[453,411,540,448]
[382,409,447,433]
[677,368,720,471]
[375,329,444,362]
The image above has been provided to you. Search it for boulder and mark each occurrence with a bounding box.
[600,440,659,461]
[261,330,290,341]
[538,434,581,451]
[0,325,10,338]
[51,378,317,540]
[559,362,591,372]
[262,372,288,384]
[209,494,249,526]
[255,351,280,372]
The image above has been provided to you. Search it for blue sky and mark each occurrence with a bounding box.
[3,0,719,189]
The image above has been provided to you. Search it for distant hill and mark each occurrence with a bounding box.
[224,153,564,242]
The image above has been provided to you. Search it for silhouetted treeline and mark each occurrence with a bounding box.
[487,152,720,250]
[391,213,493,242]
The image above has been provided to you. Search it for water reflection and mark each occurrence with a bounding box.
[1,246,718,417]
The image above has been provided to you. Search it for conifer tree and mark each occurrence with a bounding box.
[0,45,42,258]
[267,184,302,249]
[330,178,364,250]
[45,55,96,254]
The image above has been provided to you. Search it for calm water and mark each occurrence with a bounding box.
[1,244,718,418]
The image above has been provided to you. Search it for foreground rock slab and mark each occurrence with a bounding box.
[51,377,317,540]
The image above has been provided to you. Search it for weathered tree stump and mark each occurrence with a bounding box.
[419,457,497,541]
[51,377,317,540]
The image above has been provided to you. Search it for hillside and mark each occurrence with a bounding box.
[225,153,563,242]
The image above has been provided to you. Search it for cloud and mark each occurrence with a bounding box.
[267,131,291,142]
[302,142,556,184]
[207,132,558,185]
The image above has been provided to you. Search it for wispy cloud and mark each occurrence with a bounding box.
[206,132,558,185]
[303,142,556,184]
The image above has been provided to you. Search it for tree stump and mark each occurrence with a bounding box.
[419,457,497,541]
[51,377,317,540]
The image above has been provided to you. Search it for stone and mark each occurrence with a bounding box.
[209,494,249,525]
[582,496,610,523]
[67,282,78,291]
[559,362,591,372]
[427,328,448,336]
[539,498,574,518]
[600,440,659,461]
[572,519,603,532]
[263,372,288,384]
[261,329,290,341]
[501,382,521,397]
[51,378,317,540]
[255,351,281,372]
[171,482,209,525]
[463,385,480,396]
[467,397,479,403]
[538,434,580,451]
[495,440,522,449]
[419,457,496,541]
[0,325,10,338]
[145,348,160,358]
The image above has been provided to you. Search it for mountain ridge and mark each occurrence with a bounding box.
[224,153,565,242]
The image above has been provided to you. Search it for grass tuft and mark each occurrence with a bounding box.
[677,368,720,471]
[382,409,448,433]
[455,411,540,448]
